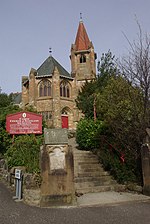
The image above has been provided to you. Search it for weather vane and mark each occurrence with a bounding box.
[49,47,52,56]
[80,12,83,21]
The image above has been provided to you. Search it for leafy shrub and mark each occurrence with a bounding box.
[5,135,43,173]
[76,118,107,150]
[76,118,142,184]
[97,138,142,184]
[0,105,21,155]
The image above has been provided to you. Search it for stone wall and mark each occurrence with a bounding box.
[22,68,77,129]
[141,128,150,196]
[23,173,41,206]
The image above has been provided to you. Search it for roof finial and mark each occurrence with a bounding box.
[49,47,52,56]
[80,12,83,22]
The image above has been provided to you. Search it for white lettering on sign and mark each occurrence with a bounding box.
[6,112,42,134]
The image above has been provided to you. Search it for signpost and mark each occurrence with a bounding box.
[6,112,42,200]
[15,169,22,179]
[14,169,22,201]
[6,111,42,134]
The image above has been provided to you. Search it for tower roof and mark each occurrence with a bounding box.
[37,56,72,78]
[75,21,91,51]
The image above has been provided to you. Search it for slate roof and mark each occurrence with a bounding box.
[12,92,22,105]
[37,56,72,79]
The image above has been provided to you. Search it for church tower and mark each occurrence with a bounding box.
[70,17,97,84]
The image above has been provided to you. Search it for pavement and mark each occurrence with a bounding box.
[76,191,150,207]
[1,177,150,208]
[1,180,150,224]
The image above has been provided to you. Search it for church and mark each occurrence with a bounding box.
[21,18,97,129]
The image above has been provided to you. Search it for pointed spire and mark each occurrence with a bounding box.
[75,18,91,51]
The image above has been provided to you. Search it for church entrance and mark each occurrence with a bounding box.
[61,107,72,129]
[61,115,68,129]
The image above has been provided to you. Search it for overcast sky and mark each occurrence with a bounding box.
[0,0,150,94]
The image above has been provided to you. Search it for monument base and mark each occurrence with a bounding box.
[40,194,75,207]
[143,185,150,196]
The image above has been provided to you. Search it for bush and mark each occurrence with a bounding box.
[0,105,21,155]
[5,135,43,173]
[76,118,107,150]
[76,118,142,184]
[96,137,142,184]
[98,148,135,183]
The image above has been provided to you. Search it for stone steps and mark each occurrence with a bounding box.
[75,180,117,188]
[77,160,100,165]
[77,165,104,171]
[75,185,118,194]
[77,171,110,178]
[69,138,125,194]
[71,139,123,194]
[74,176,116,183]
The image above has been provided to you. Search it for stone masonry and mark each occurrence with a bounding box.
[21,19,97,129]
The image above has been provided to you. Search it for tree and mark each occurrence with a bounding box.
[76,51,144,183]
[97,50,119,90]
[97,50,118,76]
[0,93,11,108]
[5,134,42,173]
[76,80,96,118]
[0,105,21,155]
[0,92,13,154]
[76,51,118,119]
[120,22,150,129]
[96,75,143,152]
[95,74,145,183]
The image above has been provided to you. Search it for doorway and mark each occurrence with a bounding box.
[61,115,68,129]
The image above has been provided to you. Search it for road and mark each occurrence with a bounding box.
[0,181,150,224]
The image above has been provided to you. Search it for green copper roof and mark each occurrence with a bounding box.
[37,56,71,78]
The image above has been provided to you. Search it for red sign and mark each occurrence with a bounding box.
[6,112,42,134]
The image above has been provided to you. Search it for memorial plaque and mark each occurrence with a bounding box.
[44,128,68,145]
[49,147,66,171]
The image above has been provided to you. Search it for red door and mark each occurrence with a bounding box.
[61,115,68,129]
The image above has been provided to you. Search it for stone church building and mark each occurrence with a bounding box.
[21,19,97,129]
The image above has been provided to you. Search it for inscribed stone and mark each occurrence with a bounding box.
[44,128,68,145]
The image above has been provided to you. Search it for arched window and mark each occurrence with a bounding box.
[60,81,70,98]
[39,80,51,97]
[80,54,86,63]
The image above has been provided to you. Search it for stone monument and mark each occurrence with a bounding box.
[141,128,150,196]
[40,128,75,206]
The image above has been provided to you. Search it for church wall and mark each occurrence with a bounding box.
[90,48,97,75]
[28,69,36,106]
[36,98,53,112]
[22,84,29,107]
[52,67,61,128]
[21,20,96,130]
